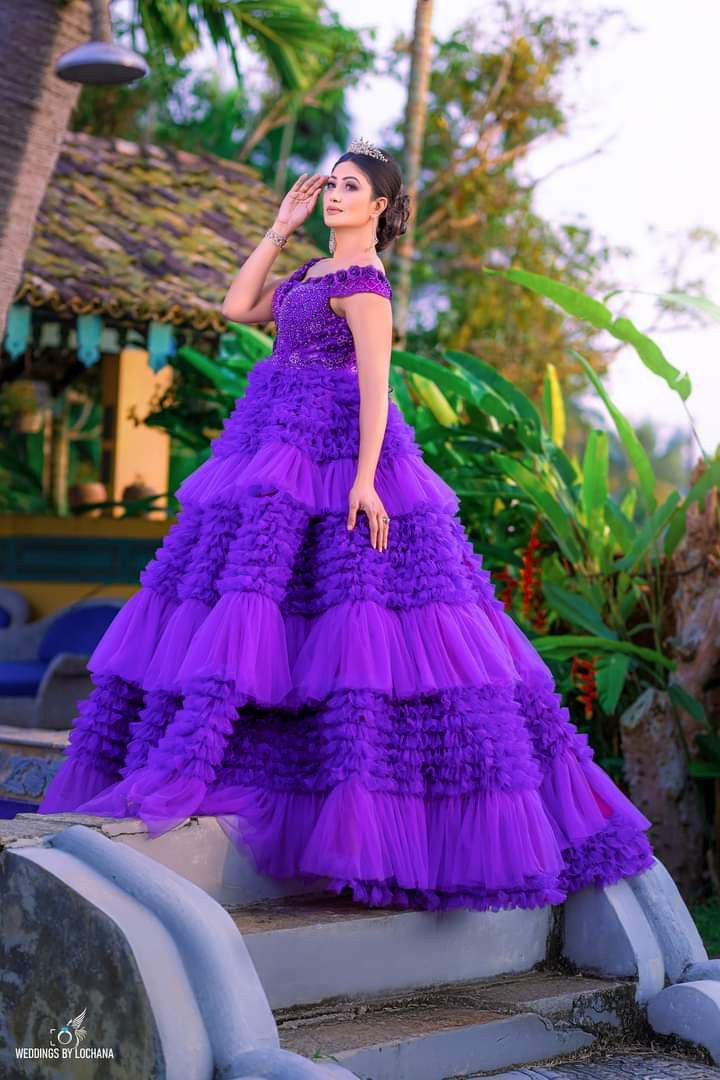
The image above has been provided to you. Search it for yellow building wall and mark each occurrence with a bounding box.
[101,347,173,519]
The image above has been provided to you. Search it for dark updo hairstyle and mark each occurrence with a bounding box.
[331,147,411,252]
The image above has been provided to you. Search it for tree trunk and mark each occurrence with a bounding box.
[666,459,720,745]
[393,0,434,348]
[666,457,720,892]
[0,0,89,338]
[620,686,705,903]
[620,458,720,902]
[274,113,297,195]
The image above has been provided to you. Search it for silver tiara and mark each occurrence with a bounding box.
[347,136,388,162]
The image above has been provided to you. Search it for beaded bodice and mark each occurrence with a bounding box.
[270,256,393,373]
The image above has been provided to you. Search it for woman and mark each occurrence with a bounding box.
[39,137,655,912]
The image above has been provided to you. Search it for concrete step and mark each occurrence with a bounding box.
[483,1051,720,1078]
[7,810,719,1076]
[272,968,638,1080]
[226,891,554,1009]
[1,811,324,904]
[6,815,559,1007]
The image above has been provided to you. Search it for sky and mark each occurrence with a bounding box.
[322,0,720,458]
[116,0,720,455]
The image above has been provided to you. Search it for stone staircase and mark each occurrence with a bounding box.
[1,812,719,1079]
[225,890,639,1078]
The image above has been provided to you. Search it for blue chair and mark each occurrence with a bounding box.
[0,600,125,730]
[0,587,30,630]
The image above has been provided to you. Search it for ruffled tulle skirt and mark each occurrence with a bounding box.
[38,358,655,911]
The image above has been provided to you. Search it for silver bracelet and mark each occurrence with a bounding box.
[265,226,289,248]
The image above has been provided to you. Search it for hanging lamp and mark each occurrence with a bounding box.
[55,0,147,85]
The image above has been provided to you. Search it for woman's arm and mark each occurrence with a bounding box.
[220,172,328,324]
[343,291,394,550]
[345,292,393,480]
[220,221,290,324]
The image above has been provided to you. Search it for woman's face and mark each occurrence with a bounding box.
[323,161,388,229]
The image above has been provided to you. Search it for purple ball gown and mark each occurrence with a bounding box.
[38,255,655,912]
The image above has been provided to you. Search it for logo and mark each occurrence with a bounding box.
[50,1006,88,1048]
[15,1006,116,1062]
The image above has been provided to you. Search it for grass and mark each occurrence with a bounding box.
[691,897,720,958]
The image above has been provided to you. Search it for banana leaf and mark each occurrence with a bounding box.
[389,366,415,416]
[176,344,246,397]
[688,762,720,779]
[572,349,656,512]
[604,288,720,324]
[595,653,631,714]
[605,498,636,552]
[660,291,720,322]
[441,348,543,451]
[485,266,691,401]
[544,441,580,491]
[581,430,609,556]
[391,348,475,401]
[542,582,617,639]
[222,321,273,359]
[696,733,720,764]
[668,683,707,726]
[491,453,582,562]
[613,490,681,571]
[532,633,675,669]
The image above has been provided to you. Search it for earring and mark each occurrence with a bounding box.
[328,227,336,255]
[365,215,378,251]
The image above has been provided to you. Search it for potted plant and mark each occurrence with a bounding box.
[0,379,49,433]
[68,480,108,517]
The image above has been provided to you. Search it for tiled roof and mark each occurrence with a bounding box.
[14,131,320,333]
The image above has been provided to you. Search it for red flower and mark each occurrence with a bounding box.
[570,655,599,720]
[493,565,518,610]
[519,519,548,631]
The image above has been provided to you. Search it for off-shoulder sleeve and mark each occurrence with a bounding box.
[325,264,393,301]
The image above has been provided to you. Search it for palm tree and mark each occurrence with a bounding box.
[0,0,90,337]
[0,0,334,337]
[394,0,434,347]
[128,0,332,90]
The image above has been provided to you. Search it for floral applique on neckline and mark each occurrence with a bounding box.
[295,257,389,287]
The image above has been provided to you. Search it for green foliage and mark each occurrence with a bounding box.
[385,4,625,395]
[690,898,720,957]
[400,311,701,741]
[74,0,374,213]
[486,266,693,402]
[118,0,341,94]
[388,265,719,781]
[0,387,102,514]
[0,445,50,514]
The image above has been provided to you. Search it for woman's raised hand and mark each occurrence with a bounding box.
[275,173,329,234]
